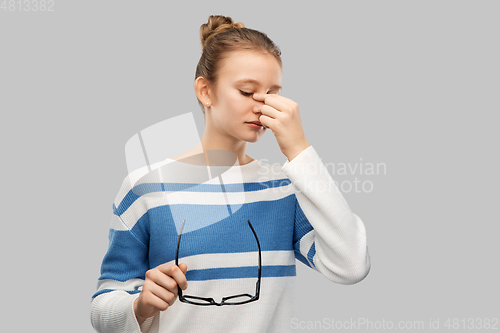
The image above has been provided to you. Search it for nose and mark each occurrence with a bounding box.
[252,99,264,114]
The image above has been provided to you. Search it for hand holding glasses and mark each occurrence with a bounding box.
[175,219,262,306]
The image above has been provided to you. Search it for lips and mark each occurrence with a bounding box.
[246,121,262,126]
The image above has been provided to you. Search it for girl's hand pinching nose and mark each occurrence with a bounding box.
[252,93,310,161]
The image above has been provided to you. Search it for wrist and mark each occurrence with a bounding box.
[284,143,310,162]
[133,298,147,325]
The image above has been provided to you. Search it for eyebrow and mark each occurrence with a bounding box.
[235,78,282,91]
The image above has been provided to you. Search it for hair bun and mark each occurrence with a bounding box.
[200,15,245,49]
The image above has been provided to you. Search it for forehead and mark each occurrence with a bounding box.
[217,50,282,86]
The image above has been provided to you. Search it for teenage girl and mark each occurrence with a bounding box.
[91,15,370,333]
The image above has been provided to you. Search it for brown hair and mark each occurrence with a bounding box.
[195,15,282,112]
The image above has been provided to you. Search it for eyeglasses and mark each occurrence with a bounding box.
[175,219,261,306]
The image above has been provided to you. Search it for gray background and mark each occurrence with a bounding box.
[1,0,498,332]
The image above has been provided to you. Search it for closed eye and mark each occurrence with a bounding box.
[239,90,253,97]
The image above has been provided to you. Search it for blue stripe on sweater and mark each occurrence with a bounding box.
[292,197,316,269]
[114,178,292,216]
[147,195,297,266]
[91,288,141,299]
[292,202,313,245]
[98,227,149,282]
[186,265,296,281]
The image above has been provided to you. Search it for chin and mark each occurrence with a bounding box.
[243,134,262,143]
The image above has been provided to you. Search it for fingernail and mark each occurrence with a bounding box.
[253,93,259,98]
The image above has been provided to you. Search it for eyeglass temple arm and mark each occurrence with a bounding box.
[175,219,187,299]
[247,219,261,297]
[175,219,186,266]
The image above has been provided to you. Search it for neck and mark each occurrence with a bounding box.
[198,134,252,166]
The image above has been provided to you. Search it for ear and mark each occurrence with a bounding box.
[194,76,213,107]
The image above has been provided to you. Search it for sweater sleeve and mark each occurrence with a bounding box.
[90,173,158,333]
[282,146,371,285]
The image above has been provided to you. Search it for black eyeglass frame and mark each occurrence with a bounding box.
[175,219,261,306]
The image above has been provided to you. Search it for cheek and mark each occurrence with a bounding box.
[226,95,250,113]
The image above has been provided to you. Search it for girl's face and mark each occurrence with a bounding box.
[206,50,282,144]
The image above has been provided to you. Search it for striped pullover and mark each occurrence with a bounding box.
[90,145,371,333]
